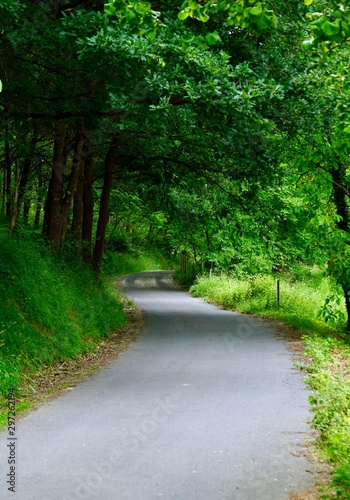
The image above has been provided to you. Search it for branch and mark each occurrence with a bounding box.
[135,96,190,106]
[144,155,244,207]
[10,110,126,120]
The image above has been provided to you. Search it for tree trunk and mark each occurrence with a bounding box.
[17,129,38,219]
[8,157,20,235]
[82,154,94,263]
[71,158,85,258]
[61,215,69,247]
[4,126,11,218]
[340,282,350,330]
[93,134,120,272]
[9,188,18,236]
[45,120,84,252]
[34,169,44,230]
[43,170,54,236]
[45,120,67,252]
[61,121,85,220]
[34,198,42,230]
[332,165,348,232]
[2,142,7,215]
[331,163,350,329]
[23,199,31,224]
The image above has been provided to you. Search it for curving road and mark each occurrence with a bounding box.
[0,271,314,499]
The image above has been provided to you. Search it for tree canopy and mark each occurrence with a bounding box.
[2,0,350,326]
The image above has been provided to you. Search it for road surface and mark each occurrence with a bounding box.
[0,271,314,499]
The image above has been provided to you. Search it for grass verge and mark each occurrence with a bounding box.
[299,335,350,499]
[0,232,126,421]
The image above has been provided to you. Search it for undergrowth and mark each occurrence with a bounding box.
[190,267,346,330]
[190,267,350,498]
[301,335,350,500]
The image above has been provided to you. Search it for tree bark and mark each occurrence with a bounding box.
[17,129,38,219]
[82,154,94,263]
[23,199,31,224]
[61,120,85,217]
[34,168,44,230]
[331,163,350,329]
[9,188,18,236]
[45,120,67,251]
[43,169,54,237]
[93,133,120,272]
[332,165,349,232]
[71,156,85,257]
[8,156,20,235]
[4,126,12,218]
[45,120,85,252]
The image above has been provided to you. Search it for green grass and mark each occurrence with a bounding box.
[301,334,350,499]
[0,400,32,427]
[190,267,346,331]
[0,232,128,411]
[190,267,350,498]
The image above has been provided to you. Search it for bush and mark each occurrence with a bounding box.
[190,268,346,330]
[331,461,350,499]
[303,334,350,499]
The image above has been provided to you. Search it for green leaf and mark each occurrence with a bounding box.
[210,1,229,14]
[259,13,273,29]
[178,10,189,20]
[205,31,222,45]
[188,0,199,9]
[249,3,263,16]
[191,35,208,49]
[227,11,240,26]
[134,2,152,15]
[304,0,313,5]
[197,7,210,22]
[145,27,157,40]
[104,3,116,15]
[0,80,2,93]
[314,18,341,38]
[322,19,341,37]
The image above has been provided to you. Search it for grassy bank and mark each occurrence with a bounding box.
[190,268,350,499]
[301,335,350,499]
[0,233,125,418]
[0,229,172,424]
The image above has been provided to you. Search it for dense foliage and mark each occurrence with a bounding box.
[1,3,350,319]
[1,2,349,310]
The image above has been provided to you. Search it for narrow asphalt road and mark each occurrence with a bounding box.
[0,271,314,499]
